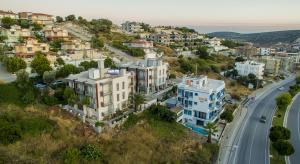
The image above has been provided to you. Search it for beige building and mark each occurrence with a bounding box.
[0,25,31,45]
[119,51,169,94]
[62,39,94,59]
[66,59,135,121]
[15,38,49,58]
[19,12,54,25]
[43,26,69,40]
[0,10,18,19]
[258,57,280,76]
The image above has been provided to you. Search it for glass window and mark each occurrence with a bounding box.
[122,82,125,89]
[116,83,119,91]
[195,93,198,96]
[117,94,119,101]
[194,102,197,105]
[122,92,125,99]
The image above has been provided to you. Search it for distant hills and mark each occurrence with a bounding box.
[209,30,300,46]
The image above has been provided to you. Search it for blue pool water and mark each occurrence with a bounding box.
[185,123,208,136]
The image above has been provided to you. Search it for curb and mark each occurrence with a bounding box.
[284,93,300,164]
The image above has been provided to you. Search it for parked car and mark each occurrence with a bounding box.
[277,87,285,91]
[260,115,267,123]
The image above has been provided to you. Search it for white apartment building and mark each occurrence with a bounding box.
[177,76,225,126]
[66,59,135,121]
[119,51,169,94]
[121,21,144,33]
[258,48,274,56]
[235,61,265,79]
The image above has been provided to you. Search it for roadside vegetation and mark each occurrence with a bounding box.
[270,80,300,164]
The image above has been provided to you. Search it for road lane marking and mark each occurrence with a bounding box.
[249,123,258,164]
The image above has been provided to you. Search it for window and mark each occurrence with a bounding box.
[194,102,197,105]
[195,93,198,96]
[27,47,32,52]
[122,82,125,89]
[117,94,120,101]
[188,101,193,106]
[122,92,125,100]
[116,83,119,91]
[184,110,192,116]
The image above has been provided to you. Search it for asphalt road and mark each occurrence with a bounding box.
[227,78,295,164]
[287,94,300,164]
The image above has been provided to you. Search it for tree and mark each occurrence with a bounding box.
[56,16,64,23]
[220,110,234,123]
[169,73,176,79]
[18,19,30,28]
[1,17,16,29]
[104,57,115,68]
[221,40,243,48]
[272,140,295,156]
[89,19,112,33]
[0,35,8,42]
[56,64,80,78]
[63,87,78,105]
[235,56,245,62]
[56,57,65,66]
[43,71,56,84]
[30,52,52,76]
[276,93,292,111]
[296,76,300,85]
[21,90,35,105]
[269,126,291,142]
[33,31,45,42]
[31,23,43,31]
[204,122,218,143]
[80,144,102,161]
[50,39,63,52]
[3,56,27,73]
[91,36,104,49]
[0,125,22,145]
[148,104,176,122]
[16,69,30,89]
[196,46,209,59]
[79,61,98,70]
[132,93,146,111]
[65,15,76,21]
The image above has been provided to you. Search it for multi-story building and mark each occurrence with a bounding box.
[177,76,225,126]
[43,26,69,40]
[119,52,169,94]
[121,21,144,33]
[19,12,54,25]
[258,57,280,76]
[123,39,153,49]
[66,59,135,121]
[14,38,49,58]
[235,61,265,79]
[61,39,94,59]
[149,33,170,45]
[0,10,18,19]
[258,48,275,56]
[0,25,31,45]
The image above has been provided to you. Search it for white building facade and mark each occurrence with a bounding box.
[235,61,265,79]
[177,76,225,126]
[66,59,135,121]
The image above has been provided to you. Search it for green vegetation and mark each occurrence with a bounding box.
[79,60,98,70]
[1,56,27,73]
[0,17,17,29]
[269,126,291,142]
[56,16,64,23]
[272,140,294,156]
[276,92,292,111]
[49,39,63,52]
[56,64,81,78]
[289,84,300,97]
[104,57,116,68]
[0,111,55,145]
[112,41,145,57]
[31,23,43,31]
[204,123,218,143]
[196,46,209,59]
[221,39,243,48]
[175,27,196,33]
[65,14,76,21]
[91,36,104,49]
[132,93,146,111]
[220,110,234,123]
[80,144,103,161]
[30,52,52,76]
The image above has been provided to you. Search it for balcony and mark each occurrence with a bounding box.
[101,101,112,107]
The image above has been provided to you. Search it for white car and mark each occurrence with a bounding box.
[278,87,285,91]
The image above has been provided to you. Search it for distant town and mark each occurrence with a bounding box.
[0,9,300,164]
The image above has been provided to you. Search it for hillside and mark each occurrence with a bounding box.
[209,30,300,46]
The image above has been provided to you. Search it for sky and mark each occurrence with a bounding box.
[2,0,300,33]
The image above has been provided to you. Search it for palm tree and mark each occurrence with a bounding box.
[204,122,218,143]
[132,93,146,111]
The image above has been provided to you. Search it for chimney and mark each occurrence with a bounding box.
[98,59,105,78]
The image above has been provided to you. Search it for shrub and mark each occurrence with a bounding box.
[272,140,294,156]
[147,104,176,122]
[62,147,80,164]
[95,121,105,127]
[220,110,234,123]
[123,114,139,129]
[0,125,22,145]
[42,96,59,106]
[276,93,292,111]
[21,90,35,105]
[269,126,291,142]
[80,144,102,161]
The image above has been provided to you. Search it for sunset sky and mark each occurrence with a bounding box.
[2,0,300,33]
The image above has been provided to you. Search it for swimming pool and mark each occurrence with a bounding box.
[185,123,208,136]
